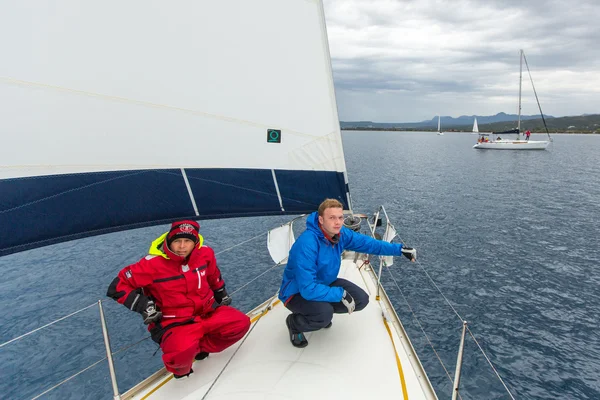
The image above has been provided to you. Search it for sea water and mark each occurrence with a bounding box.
[0,132,598,399]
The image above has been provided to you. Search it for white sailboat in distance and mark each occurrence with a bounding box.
[437,115,444,135]
[474,50,552,150]
[472,117,479,134]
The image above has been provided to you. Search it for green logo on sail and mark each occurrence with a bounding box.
[267,129,281,143]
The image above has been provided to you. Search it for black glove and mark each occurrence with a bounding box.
[401,246,417,261]
[341,290,355,314]
[214,287,232,306]
[141,300,162,325]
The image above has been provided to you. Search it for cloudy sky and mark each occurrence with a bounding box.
[323,0,600,122]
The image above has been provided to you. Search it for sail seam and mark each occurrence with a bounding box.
[0,77,325,140]
[271,169,285,212]
[181,168,199,216]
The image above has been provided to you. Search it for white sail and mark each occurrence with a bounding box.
[472,118,479,133]
[436,115,443,135]
[0,0,352,255]
[1,2,440,400]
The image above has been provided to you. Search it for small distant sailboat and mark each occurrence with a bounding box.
[472,117,479,134]
[437,115,444,135]
[474,50,552,150]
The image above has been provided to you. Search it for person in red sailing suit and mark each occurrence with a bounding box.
[107,220,250,379]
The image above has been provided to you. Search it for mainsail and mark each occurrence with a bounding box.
[0,1,350,256]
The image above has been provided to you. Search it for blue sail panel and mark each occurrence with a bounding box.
[184,168,282,218]
[275,170,348,213]
[0,168,348,256]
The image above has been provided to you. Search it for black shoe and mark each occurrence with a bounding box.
[173,368,193,379]
[324,321,332,329]
[285,314,308,348]
[195,352,209,361]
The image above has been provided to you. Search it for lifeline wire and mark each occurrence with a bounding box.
[0,301,98,349]
[395,235,515,399]
[200,292,280,400]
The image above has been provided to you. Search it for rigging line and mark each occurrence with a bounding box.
[383,266,455,386]
[410,258,464,322]
[230,262,283,297]
[31,356,107,400]
[111,335,152,356]
[0,302,98,349]
[214,231,268,256]
[396,238,515,399]
[466,327,517,400]
[522,53,553,141]
[201,292,279,400]
[396,234,464,322]
[0,76,319,140]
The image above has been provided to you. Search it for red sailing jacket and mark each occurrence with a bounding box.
[110,232,225,328]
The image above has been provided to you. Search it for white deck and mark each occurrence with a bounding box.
[473,140,549,150]
[123,257,437,400]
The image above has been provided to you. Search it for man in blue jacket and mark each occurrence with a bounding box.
[279,199,416,348]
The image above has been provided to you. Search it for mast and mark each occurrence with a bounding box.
[517,49,523,136]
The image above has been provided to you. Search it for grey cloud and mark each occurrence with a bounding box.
[324,0,600,121]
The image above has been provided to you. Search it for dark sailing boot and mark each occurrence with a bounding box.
[195,352,209,361]
[173,368,193,379]
[286,314,308,348]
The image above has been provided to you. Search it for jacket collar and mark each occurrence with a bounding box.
[148,232,204,260]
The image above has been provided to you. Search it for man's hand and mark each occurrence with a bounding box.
[214,287,232,306]
[142,300,162,325]
[401,246,417,262]
[341,290,356,314]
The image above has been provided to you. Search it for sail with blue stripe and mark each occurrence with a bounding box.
[0,1,350,256]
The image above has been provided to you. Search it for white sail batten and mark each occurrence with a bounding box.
[0,0,350,255]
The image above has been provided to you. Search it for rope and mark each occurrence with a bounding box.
[411,257,464,322]
[522,52,553,141]
[200,292,279,400]
[394,234,513,399]
[31,356,107,400]
[214,232,268,256]
[0,302,99,349]
[466,327,516,399]
[384,265,455,386]
[112,335,152,356]
[230,262,282,297]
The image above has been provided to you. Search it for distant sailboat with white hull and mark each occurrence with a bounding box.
[437,115,444,135]
[474,50,552,150]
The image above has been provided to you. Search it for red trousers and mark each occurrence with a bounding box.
[160,306,251,375]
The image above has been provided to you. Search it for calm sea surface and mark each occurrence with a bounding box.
[1,132,599,399]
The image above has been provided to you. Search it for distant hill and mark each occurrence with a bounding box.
[341,112,553,129]
[341,113,600,133]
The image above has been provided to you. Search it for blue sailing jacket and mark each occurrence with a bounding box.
[279,212,404,303]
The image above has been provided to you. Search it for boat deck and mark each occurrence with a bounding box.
[124,256,436,400]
